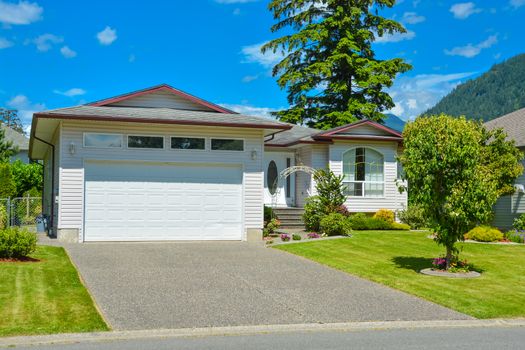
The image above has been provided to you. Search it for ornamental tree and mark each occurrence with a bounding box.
[399,115,523,269]
[263,0,412,129]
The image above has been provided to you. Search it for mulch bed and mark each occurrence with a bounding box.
[0,256,40,263]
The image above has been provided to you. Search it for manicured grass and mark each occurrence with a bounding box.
[0,245,108,337]
[275,231,525,319]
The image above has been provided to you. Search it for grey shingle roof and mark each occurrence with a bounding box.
[266,124,321,146]
[485,107,525,147]
[35,105,291,130]
[1,124,29,150]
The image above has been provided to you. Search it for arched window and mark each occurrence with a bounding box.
[342,147,384,197]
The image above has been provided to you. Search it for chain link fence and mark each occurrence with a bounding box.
[0,197,43,231]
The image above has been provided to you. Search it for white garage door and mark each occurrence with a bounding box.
[84,161,243,241]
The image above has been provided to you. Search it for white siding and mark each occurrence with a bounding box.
[107,90,216,112]
[329,140,407,213]
[338,124,392,136]
[58,120,264,241]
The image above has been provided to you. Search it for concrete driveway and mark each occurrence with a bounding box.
[64,242,470,330]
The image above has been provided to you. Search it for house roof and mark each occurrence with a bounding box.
[87,84,237,114]
[1,124,29,150]
[485,107,525,147]
[265,119,403,147]
[33,105,291,130]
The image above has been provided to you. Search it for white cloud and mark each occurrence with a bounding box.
[215,0,257,3]
[53,88,86,97]
[386,72,475,120]
[241,74,259,83]
[375,30,416,44]
[219,103,277,118]
[0,0,42,25]
[7,94,45,124]
[402,12,425,24]
[0,37,14,49]
[60,45,76,58]
[28,33,62,51]
[449,2,482,19]
[96,26,117,45]
[444,34,498,58]
[510,0,525,8]
[241,41,284,67]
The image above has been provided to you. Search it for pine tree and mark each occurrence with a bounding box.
[263,0,412,129]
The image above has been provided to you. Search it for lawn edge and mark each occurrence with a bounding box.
[1,319,524,347]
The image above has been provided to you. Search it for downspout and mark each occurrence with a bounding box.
[32,135,55,236]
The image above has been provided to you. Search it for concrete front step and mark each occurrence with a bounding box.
[273,207,305,229]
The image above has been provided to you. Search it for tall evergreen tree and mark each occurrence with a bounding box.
[263,0,411,129]
[0,126,17,162]
[0,109,24,134]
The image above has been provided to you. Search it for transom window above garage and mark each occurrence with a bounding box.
[83,133,122,148]
[171,137,205,150]
[127,135,164,149]
[211,138,244,151]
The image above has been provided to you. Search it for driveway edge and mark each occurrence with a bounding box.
[2,319,525,348]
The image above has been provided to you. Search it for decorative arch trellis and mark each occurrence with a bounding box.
[270,165,317,210]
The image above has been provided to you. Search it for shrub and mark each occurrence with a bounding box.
[335,205,350,217]
[319,213,352,236]
[390,222,411,230]
[397,205,427,229]
[264,205,274,222]
[465,226,503,242]
[513,213,525,231]
[0,205,7,230]
[374,209,395,224]
[504,230,525,244]
[0,163,16,198]
[280,234,291,242]
[0,227,37,259]
[303,197,324,231]
[292,233,301,241]
[348,213,391,230]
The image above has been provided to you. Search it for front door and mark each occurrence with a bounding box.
[264,152,295,207]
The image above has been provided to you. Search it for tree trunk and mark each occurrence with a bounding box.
[446,247,453,270]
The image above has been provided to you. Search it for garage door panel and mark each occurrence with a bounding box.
[84,162,243,241]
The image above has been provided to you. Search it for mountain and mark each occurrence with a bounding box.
[384,114,406,132]
[424,53,525,122]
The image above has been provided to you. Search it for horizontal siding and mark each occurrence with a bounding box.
[329,140,407,213]
[108,90,215,111]
[59,120,264,239]
[338,124,391,136]
[492,157,525,230]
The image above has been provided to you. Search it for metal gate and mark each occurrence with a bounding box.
[0,197,42,230]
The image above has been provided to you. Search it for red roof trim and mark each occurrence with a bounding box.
[87,84,236,114]
[317,119,403,138]
[33,113,291,131]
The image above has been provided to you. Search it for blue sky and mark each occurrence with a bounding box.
[1,0,524,130]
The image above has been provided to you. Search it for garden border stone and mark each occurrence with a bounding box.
[420,268,481,279]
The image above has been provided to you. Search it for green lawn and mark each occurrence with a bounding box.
[275,231,525,319]
[0,245,108,337]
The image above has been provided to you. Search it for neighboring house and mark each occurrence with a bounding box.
[29,84,406,243]
[485,107,525,230]
[1,124,30,163]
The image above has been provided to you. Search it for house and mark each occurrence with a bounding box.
[1,124,30,163]
[485,107,525,230]
[29,84,407,242]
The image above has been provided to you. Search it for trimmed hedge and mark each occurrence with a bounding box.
[0,227,37,258]
[465,226,503,242]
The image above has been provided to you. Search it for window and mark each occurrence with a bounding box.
[127,135,164,149]
[267,160,278,195]
[211,138,244,151]
[342,147,384,197]
[83,133,122,148]
[171,137,205,150]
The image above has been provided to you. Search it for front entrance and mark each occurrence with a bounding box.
[264,151,295,207]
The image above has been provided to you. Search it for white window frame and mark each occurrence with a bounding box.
[170,136,207,151]
[210,137,245,152]
[342,147,385,198]
[126,134,165,150]
[83,132,123,149]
